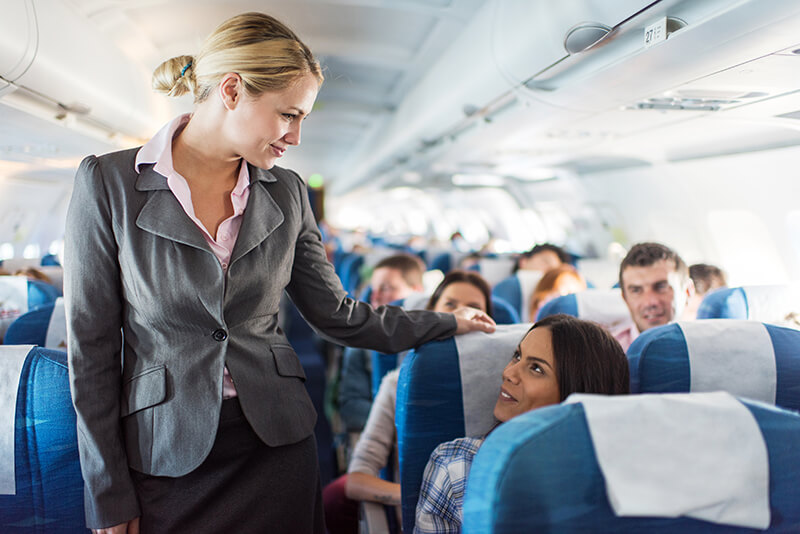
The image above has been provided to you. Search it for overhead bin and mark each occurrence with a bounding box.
[0,0,167,142]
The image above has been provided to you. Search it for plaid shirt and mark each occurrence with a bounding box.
[414,437,484,534]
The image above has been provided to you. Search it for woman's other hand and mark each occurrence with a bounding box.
[93,517,140,534]
[453,306,496,334]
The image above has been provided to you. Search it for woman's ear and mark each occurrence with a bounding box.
[218,73,243,111]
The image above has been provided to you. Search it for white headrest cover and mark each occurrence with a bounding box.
[576,289,629,328]
[456,323,532,437]
[679,321,776,404]
[0,345,34,495]
[568,392,770,529]
[45,297,68,350]
[516,270,543,323]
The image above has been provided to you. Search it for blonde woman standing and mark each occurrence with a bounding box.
[64,13,494,534]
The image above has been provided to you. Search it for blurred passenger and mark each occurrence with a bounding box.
[338,254,426,432]
[515,243,569,273]
[414,314,629,533]
[13,267,52,284]
[682,263,728,320]
[324,271,493,534]
[613,242,694,351]
[529,265,587,320]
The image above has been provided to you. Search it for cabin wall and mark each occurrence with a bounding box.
[580,145,800,286]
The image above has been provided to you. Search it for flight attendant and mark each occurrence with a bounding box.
[64,12,494,534]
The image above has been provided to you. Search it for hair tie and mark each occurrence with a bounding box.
[180,61,192,77]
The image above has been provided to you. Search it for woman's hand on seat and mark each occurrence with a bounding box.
[453,306,496,334]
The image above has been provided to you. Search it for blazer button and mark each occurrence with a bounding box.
[212,329,228,342]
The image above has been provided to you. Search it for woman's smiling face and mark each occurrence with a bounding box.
[493,327,561,423]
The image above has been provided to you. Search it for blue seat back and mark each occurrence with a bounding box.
[0,346,87,532]
[628,320,800,411]
[395,324,531,531]
[536,288,630,328]
[464,398,800,533]
[492,270,543,323]
[429,252,452,274]
[4,302,56,347]
[490,296,519,325]
[337,253,364,297]
[697,285,800,323]
[27,280,61,309]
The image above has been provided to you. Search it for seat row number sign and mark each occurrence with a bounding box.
[644,17,667,48]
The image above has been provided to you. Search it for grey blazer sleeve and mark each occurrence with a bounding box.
[282,169,457,352]
[64,156,140,529]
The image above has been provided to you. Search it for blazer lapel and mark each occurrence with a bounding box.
[230,165,285,265]
[134,166,213,254]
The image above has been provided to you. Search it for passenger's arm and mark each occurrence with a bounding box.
[345,472,400,505]
[337,348,373,432]
[64,156,139,528]
[346,370,401,504]
[92,517,140,534]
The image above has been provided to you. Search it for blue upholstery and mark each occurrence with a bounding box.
[429,252,452,274]
[0,347,87,533]
[628,322,800,411]
[4,303,55,347]
[26,281,61,309]
[463,399,800,533]
[396,337,461,531]
[697,285,800,323]
[338,253,364,298]
[697,287,748,319]
[395,325,530,531]
[491,276,522,318]
[490,296,519,325]
[536,292,578,318]
[40,255,61,267]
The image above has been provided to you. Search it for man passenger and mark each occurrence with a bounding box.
[682,263,727,320]
[613,242,694,351]
[516,243,570,273]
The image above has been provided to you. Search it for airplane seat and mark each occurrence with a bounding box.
[536,288,630,329]
[27,280,62,309]
[628,320,800,410]
[395,324,531,532]
[4,298,69,350]
[463,393,800,533]
[40,254,61,267]
[697,285,800,326]
[490,296,520,325]
[282,297,335,487]
[429,252,452,274]
[472,257,515,287]
[0,345,87,532]
[491,270,543,323]
[338,253,365,298]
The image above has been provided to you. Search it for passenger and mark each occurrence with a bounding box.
[13,266,53,284]
[529,265,587,320]
[324,271,493,534]
[682,263,728,320]
[339,253,426,433]
[414,314,629,534]
[612,242,694,351]
[515,243,569,273]
[64,12,494,534]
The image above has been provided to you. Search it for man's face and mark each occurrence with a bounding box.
[519,250,562,272]
[370,267,416,307]
[621,259,689,332]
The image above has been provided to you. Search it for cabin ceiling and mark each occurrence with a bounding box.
[2,0,800,195]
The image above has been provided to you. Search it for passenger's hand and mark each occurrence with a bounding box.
[453,306,496,334]
[93,517,139,534]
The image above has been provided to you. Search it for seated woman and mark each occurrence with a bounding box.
[414,314,629,534]
[323,270,493,534]
[529,264,587,321]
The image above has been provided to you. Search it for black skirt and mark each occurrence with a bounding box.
[130,398,324,534]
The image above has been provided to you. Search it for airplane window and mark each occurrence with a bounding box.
[708,210,789,285]
[0,243,13,260]
[23,244,40,259]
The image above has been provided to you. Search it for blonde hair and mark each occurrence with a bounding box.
[152,12,323,102]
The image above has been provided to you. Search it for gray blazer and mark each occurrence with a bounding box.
[64,148,456,528]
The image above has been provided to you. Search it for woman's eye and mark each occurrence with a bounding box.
[282,113,297,121]
[511,351,521,362]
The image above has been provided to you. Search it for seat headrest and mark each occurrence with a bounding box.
[628,320,800,410]
[464,394,800,533]
[697,285,800,324]
[536,289,630,329]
